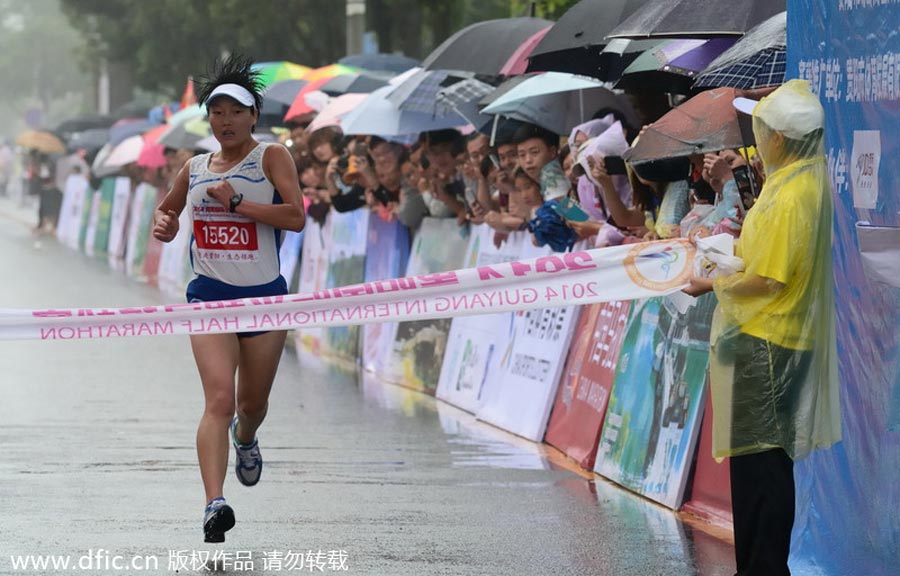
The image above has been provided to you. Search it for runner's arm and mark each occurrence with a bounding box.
[233,144,305,232]
[153,161,190,242]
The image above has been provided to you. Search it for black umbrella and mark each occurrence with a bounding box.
[526,0,652,77]
[422,17,553,75]
[66,128,110,153]
[605,0,786,39]
[53,115,115,136]
[339,53,420,75]
[319,73,388,96]
[264,79,308,106]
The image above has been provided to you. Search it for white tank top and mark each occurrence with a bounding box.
[187,143,282,286]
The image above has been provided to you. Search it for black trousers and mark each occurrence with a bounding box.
[730,448,795,576]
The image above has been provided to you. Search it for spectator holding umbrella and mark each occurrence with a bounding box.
[684,80,840,576]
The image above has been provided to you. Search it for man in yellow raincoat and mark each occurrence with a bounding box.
[684,79,841,576]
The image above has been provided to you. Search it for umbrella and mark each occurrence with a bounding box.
[694,12,786,89]
[301,64,359,83]
[104,134,144,168]
[624,87,749,164]
[387,69,453,113]
[319,73,388,95]
[481,72,637,135]
[614,38,736,93]
[53,115,115,136]
[597,38,663,81]
[436,78,496,119]
[264,79,309,106]
[283,78,334,121]
[306,93,369,133]
[606,0,786,39]
[66,128,110,153]
[109,118,157,146]
[422,17,553,75]
[340,86,467,137]
[137,142,167,168]
[478,74,536,108]
[252,61,312,87]
[158,117,210,150]
[499,27,551,76]
[16,130,66,154]
[167,104,205,127]
[526,0,652,76]
[339,53,420,75]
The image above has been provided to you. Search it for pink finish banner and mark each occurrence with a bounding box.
[1,239,696,341]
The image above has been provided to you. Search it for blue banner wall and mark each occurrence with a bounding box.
[789,2,900,574]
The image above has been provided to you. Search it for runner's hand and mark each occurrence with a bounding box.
[206,178,236,207]
[153,210,179,242]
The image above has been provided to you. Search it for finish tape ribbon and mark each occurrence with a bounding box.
[0,239,702,342]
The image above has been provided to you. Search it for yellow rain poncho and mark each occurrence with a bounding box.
[709,80,841,461]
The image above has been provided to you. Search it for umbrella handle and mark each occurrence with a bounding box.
[579,90,584,124]
[489,115,500,147]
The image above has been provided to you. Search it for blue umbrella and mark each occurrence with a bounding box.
[341,86,467,136]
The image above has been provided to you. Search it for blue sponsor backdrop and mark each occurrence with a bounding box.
[789,1,900,574]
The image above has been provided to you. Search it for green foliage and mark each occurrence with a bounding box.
[0,0,91,118]
[60,0,346,95]
[57,0,584,97]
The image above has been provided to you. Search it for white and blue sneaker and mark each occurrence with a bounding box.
[230,416,262,486]
[203,497,235,543]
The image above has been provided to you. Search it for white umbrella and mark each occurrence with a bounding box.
[104,135,144,168]
[340,86,468,136]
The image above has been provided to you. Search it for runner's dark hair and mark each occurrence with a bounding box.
[196,53,263,111]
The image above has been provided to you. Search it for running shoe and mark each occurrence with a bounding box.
[230,415,262,486]
[203,497,235,543]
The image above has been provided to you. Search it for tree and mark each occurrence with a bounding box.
[60,0,346,95]
[0,0,92,131]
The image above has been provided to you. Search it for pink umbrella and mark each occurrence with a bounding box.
[306,93,369,133]
[137,141,167,168]
[499,27,551,76]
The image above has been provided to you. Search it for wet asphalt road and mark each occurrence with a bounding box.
[0,198,735,575]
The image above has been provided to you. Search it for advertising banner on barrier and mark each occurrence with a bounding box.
[156,210,193,297]
[294,214,332,358]
[475,240,581,441]
[790,3,900,573]
[436,226,524,414]
[77,186,96,253]
[106,177,132,271]
[380,218,469,393]
[362,215,410,374]
[594,294,714,509]
[545,300,631,470]
[1,237,698,342]
[83,189,102,257]
[56,174,89,250]
[142,189,165,287]
[278,230,304,293]
[125,183,159,279]
[682,390,732,528]
[324,209,369,363]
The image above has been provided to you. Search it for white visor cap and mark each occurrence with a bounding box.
[206,83,256,108]
[732,80,824,140]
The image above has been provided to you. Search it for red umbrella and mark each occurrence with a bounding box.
[284,77,332,122]
[499,27,552,76]
[137,125,169,168]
